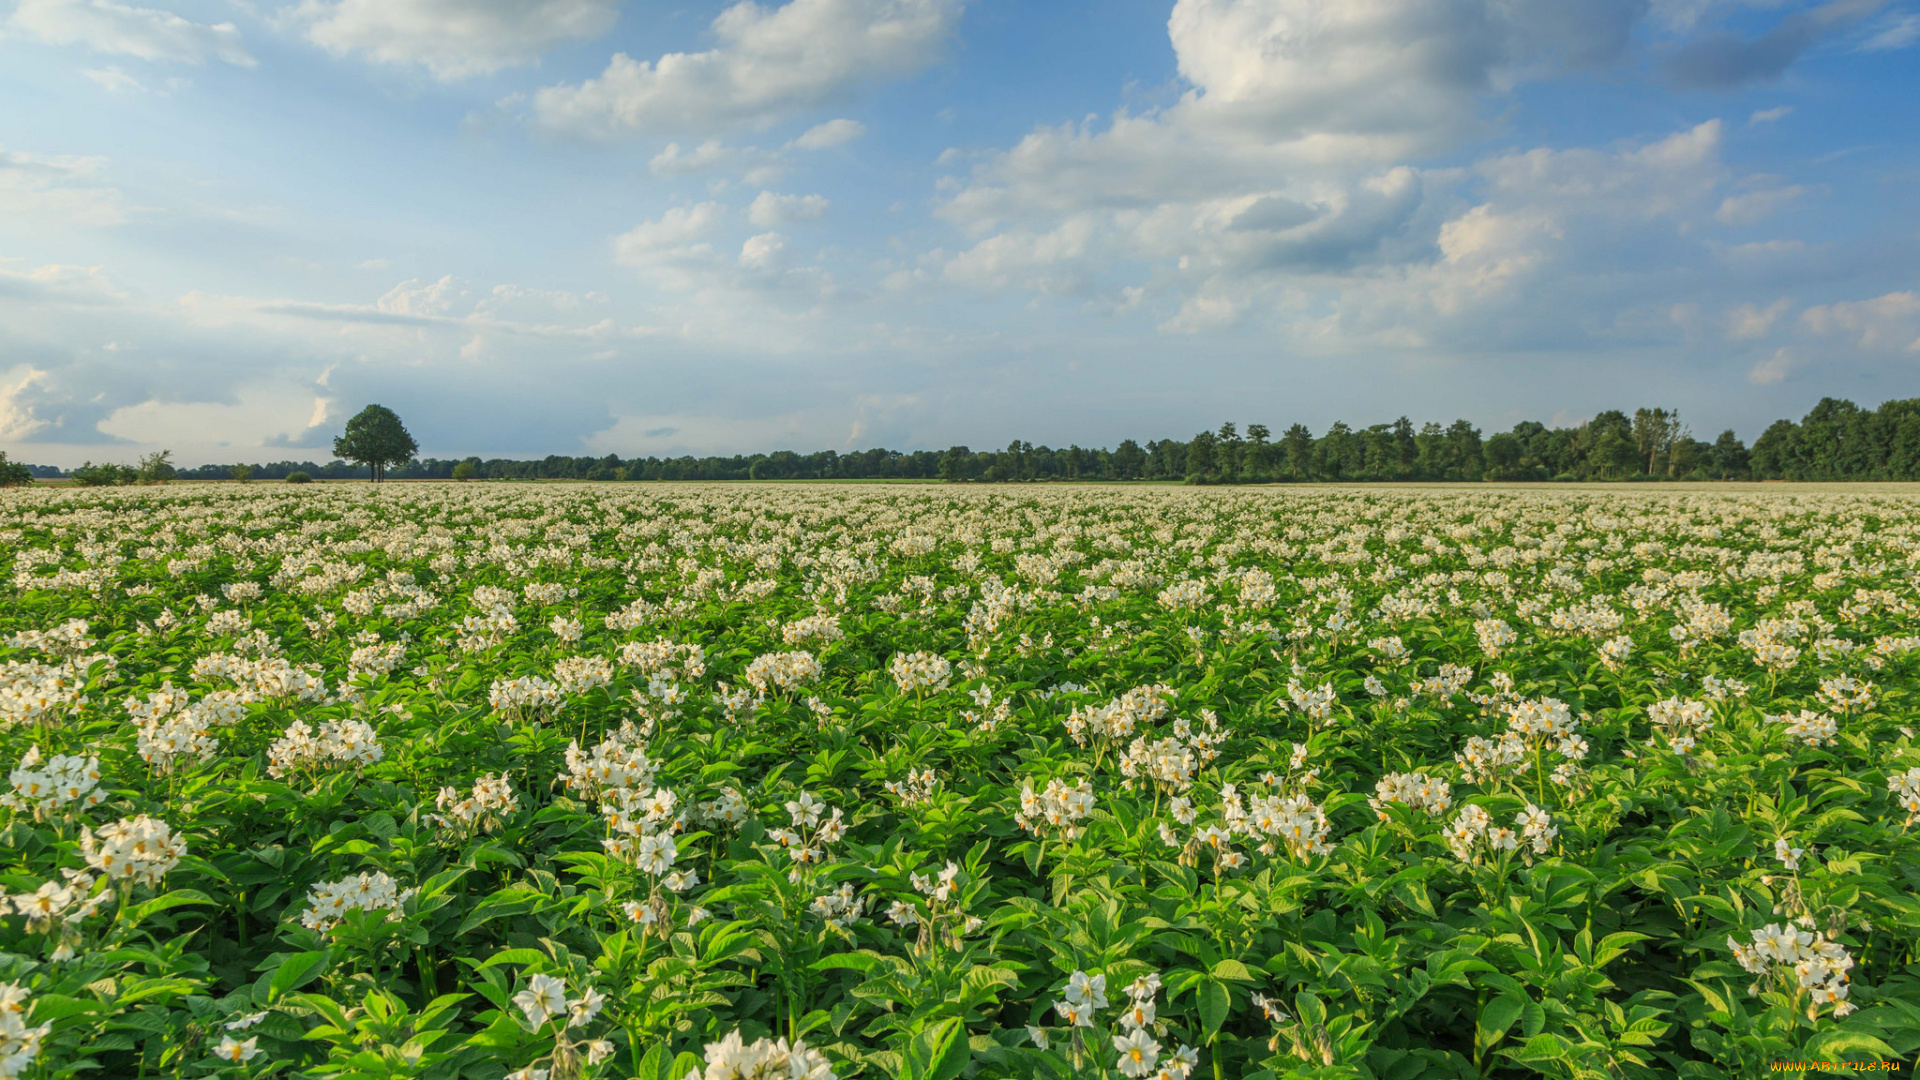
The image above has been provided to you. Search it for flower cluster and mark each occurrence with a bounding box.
[1445,803,1557,863]
[1,747,104,817]
[1369,772,1452,819]
[428,773,518,836]
[1729,922,1856,1018]
[888,651,952,695]
[299,871,415,931]
[743,650,822,695]
[882,768,939,807]
[489,674,561,718]
[0,983,53,1076]
[1016,777,1095,840]
[265,718,384,778]
[82,815,186,886]
[1770,710,1839,747]
[1645,696,1713,754]
[768,790,848,876]
[685,1029,837,1080]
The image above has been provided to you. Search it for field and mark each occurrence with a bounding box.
[3,482,1919,1079]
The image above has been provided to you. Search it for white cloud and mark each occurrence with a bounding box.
[789,118,865,150]
[611,203,726,265]
[0,148,131,226]
[1861,11,1920,49]
[289,0,619,79]
[97,385,337,452]
[1748,105,1793,125]
[1748,347,1792,385]
[1714,184,1809,225]
[648,140,784,185]
[81,66,153,93]
[1800,291,1920,351]
[738,231,788,270]
[1726,297,1790,339]
[377,275,466,317]
[530,0,964,137]
[748,190,829,226]
[0,365,53,440]
[10,0,253,66]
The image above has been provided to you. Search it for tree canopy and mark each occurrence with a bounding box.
[333,404,419,482]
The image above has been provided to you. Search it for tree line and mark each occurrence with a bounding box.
[9,396,1920,486]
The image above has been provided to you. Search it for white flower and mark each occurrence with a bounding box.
[1112,1028,1161,1078]
[512,973,567,1028]
[213,1036,260,1063]
[1064,970,1109,1009]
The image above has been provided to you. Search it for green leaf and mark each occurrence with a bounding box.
[128,889,217,922]
[268,951,330,1003]
[1198,979,1231,1038]
[1210,959,1255,982]
[1804,1030,1899,1060]
[636,1043,674,1080]
[478,948,549,969]
[1478,995,1524,1052]
[903,1017,970,1080]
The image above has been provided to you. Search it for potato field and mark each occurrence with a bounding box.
[3,482,1919,1080]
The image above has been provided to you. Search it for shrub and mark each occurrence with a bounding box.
[72,461,135,486]
[286,471,313,484]
[451,461,476,481]
[135,450,175,485]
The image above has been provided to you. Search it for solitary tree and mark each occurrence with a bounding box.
[334,404,419,482]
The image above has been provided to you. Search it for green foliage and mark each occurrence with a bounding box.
[0,451,31,487]
[0,484,1917,1080]
[71,460,136,486]
[286,471,313,484]
[137,450,176,485]
[333,404,420,483]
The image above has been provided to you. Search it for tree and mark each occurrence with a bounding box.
[1711,430,1749,480]
[451,460,477,481]
[1185,430,1216,483]
[334,405,419,482]
[0,451,31,487]
[230,464,253,482]
[1281,424,1314,481]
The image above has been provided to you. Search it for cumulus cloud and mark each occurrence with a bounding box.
[0,364,54,440]
[289,0,619,79]
[1800,291,1920,351]
[738,231,788,270]
[748,190,829,226]
[611,203,725,265]
[529,0,964,137]
[9,0,253,65]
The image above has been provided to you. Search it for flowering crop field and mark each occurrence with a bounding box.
[5,482,1920,1080]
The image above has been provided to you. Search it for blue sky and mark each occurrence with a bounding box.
[1,0,1916,465]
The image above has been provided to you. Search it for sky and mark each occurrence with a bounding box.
[1,0,1917,466]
